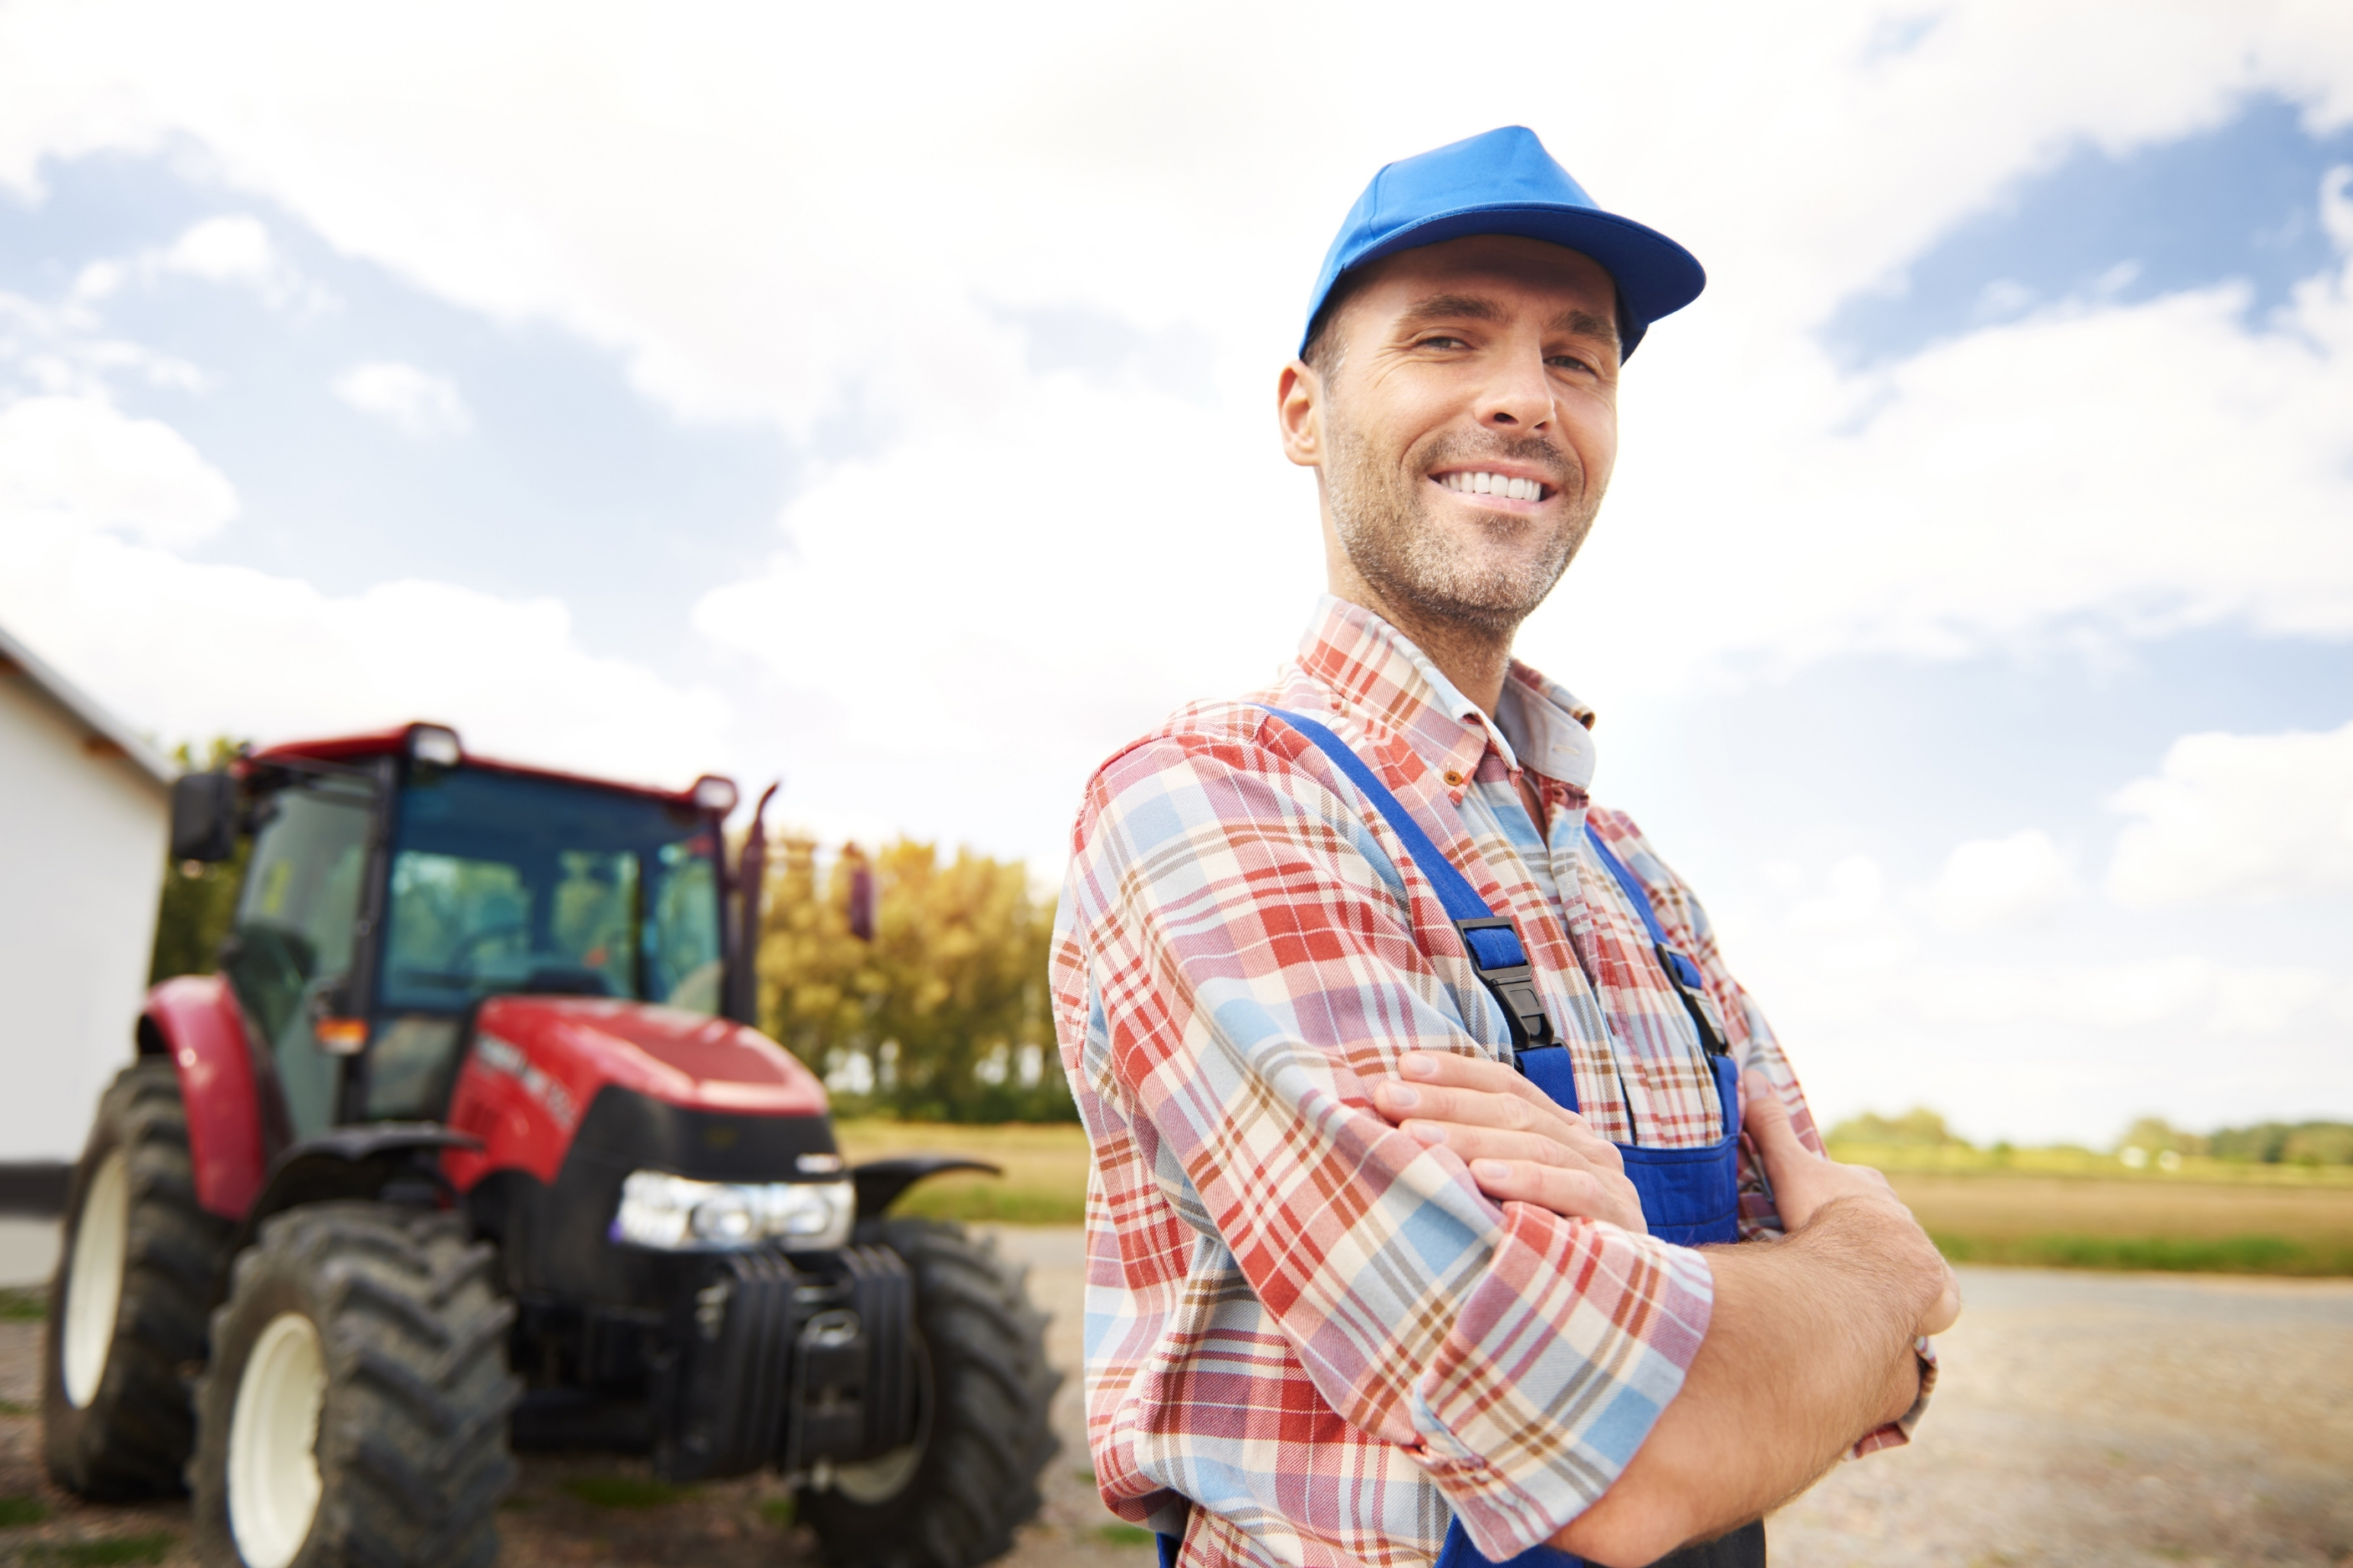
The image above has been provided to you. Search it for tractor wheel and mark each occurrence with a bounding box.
[43,1058,234,1499]
[188,1203,520,1568]
[801,1218,1061,1568]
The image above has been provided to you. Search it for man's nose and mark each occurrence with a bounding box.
[1479,344,1553,431]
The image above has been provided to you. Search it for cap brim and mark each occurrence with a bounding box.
[1308,202,1706,359]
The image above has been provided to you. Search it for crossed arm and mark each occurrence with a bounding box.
[1373,1054,1960,1566]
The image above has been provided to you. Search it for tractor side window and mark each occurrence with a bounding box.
[227,780,372,1140]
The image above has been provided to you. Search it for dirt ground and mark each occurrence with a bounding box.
[3,1226,2349,1566]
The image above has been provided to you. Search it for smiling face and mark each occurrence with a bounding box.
[1281,233,1623,642]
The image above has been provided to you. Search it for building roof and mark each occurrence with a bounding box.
[0,621,176,789]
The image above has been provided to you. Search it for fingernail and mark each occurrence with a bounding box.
[1403,1054,1438,1080]
[1384,1083,1419,1110]
[1406,1121,1445,1147]
[1471,1159,1510,1181]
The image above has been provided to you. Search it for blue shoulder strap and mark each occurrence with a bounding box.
[1257,707,1555,1049]
[1581,825,1729,1056]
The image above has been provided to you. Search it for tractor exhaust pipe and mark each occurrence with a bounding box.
[728,782,780,1028]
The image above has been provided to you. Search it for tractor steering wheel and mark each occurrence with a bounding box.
[448,922,531,971]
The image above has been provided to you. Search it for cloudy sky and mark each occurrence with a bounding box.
[3,1,2350,1145]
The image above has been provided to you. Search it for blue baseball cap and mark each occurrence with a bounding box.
[1302,126,1706,360]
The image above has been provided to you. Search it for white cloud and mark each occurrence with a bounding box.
[0,394,235,547]
[0,522,734,793]
[2105,720,2353,906]
[162,213,274,284]
[124,214,330,311]
[1903,955,2307,1034]
[1913,830,2078,930]
[0,2,2347,710]
[689,368,1322,856]
[0,1,2349,1147]
[332,360,470,437]
[1785,855,1888,934]
[0,392,727,789]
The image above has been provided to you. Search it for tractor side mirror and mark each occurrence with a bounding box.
[170,772,239,863]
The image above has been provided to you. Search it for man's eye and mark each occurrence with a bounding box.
[1547,354,1595,374]
[1417,335,1469,350]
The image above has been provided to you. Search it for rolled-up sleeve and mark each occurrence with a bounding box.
[1609,820,1937,1459]
[1066,720,1716,1558]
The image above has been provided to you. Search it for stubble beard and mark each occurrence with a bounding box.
[1323,406,1601,643]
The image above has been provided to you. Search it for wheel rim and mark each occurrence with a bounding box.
[831,1336,932,1505]
[60,1150,130,1407]
[831,1438,924,1504]
[228,1311,327,1568]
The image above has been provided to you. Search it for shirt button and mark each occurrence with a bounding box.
[1443,769,1465,786]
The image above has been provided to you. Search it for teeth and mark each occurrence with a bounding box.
[1442,472,1542,501]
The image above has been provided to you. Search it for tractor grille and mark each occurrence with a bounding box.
[653,1242,918,1484]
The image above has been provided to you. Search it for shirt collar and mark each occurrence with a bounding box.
[1294,595,1599,792]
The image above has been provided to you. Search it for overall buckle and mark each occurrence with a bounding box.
[1655,941,1731,1056]
[1451,917,1557,1050]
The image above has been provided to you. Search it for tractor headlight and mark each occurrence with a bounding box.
[611,1172,855,1253]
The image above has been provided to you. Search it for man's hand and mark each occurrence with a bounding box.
[1742,1070,1962,1337]
[1372,1051,1646,1233]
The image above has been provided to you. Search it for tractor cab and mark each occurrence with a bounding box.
[195,723,743,1143]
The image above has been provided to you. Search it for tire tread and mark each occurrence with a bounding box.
[41,1060,233,1500]
[190,1201,519,1567]
[801,1218,1061,1568]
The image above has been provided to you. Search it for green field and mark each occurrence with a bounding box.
[837,1121,2353,1275]
[834,1120,1097,1224]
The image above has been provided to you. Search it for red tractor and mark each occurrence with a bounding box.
[39,723,1058,1568]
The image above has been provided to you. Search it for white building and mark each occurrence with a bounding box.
[0,621,175,1164]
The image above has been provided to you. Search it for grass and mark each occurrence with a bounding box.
[760,1496,797,1529]
[1884,1170,2353,1276]
[0,1399,37,1417]
[0,1288,47,1321]
[1096,1522,1159,1547]
[834,1119,2353,1275]
[833,1120,1093,1225]
[1827,1139,2353,1187]
[23,1535,176,1565]
[0,1494,51,1526]
[1929,1231,2353,1274]
[557,1474,698,1509]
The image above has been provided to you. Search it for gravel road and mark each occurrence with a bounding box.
[3,1224,2348,1565]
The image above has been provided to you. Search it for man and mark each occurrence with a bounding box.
[1050,127,1957,1568]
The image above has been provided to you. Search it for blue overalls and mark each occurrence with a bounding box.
[1155,711,1765,1568]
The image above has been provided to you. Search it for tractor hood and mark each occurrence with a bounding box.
[473,996,828,1120]
[443,997,831,1188]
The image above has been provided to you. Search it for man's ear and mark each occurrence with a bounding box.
[1276,359,1322,469]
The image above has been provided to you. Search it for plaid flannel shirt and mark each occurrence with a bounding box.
[1052,596,1921,1567]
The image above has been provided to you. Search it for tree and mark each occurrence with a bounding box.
[2115,1116,2207,1159]
[149,738,250,983]
[2208,1120,2353,1166]
[754,835,1071,1123]
[1824,1107,1966,1147]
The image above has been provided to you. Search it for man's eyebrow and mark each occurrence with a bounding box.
[1394,294,1505,330]
[1547,307,1618,344]
[1392,294,1619,350]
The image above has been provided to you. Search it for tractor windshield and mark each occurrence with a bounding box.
[379,768,724,1018]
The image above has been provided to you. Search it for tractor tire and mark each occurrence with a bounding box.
[43,1058,235,1499]
[801,1218,1061,1568]
[189,1203,520,1568]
